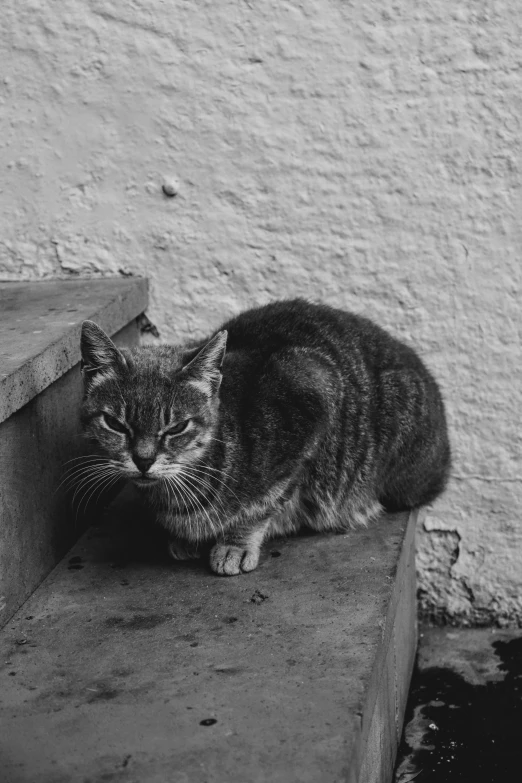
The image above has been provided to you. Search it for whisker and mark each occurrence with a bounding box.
[175,473,218,541]
[166,477,202,544]
[184,466,228,485]
[173,474,203,516]
[185,467,238,502]
[192,464,242,505]
[176,467,228,523]
[162,477,177,512]
[172,462,242,513]
[63,462,115,476]
[164,476,182,512]
[75,470,119,522]
[195,463,238,482]
[60,470,115,502]
[71,468,116,509]
[177,466,224,496]
[167,476,194,516]
[80,471,121,518]
[71,470,115,508]
[176,471,226,527]
[205,437,227,446]
[56,463,115,495]
[56,456,121,493]
[176,470,224,542]
[170,460,237,488]
[62,455,114,467]
[65,464,113,492]
[170,477,203,545]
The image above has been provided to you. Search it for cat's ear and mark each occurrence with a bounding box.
[181,330,227,394]
[80,321,126,381]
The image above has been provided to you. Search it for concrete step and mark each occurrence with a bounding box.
[0,504,418,783]
[0,278,148,627]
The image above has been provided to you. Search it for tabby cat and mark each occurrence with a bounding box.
[79,299,450,576]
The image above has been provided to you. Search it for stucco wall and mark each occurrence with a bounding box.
[1,1,520,624]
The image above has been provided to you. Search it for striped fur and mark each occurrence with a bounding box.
[80,300,451,576]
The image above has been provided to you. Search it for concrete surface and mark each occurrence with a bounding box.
[0,509,417,783]
[0,278,147,424]
[0,279,146,628]
[1,2,520,624]
[394,624,522,782]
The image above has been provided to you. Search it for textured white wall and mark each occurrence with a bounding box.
[1,1,520,624]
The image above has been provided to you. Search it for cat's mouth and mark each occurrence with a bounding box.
[132,475,160,487]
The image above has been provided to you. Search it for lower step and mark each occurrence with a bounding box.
[0,507,418,783]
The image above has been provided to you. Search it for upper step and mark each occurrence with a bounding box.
[0,277,148,628]
[0,277,148,424]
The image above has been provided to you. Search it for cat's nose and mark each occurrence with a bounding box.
[133,455,155,474]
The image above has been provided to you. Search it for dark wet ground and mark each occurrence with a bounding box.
[394,624,522,782]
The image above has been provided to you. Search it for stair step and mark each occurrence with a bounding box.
[0,278,147,424]
[0,507,418,783]
[0,278,148,627]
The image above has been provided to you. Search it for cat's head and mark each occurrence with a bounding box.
[79,321,227,488]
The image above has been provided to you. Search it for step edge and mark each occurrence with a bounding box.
[0,276,148,424]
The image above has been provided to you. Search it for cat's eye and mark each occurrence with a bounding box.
[102,414,128,434]
[164,420,190,438]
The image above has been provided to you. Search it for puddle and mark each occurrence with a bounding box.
[395,636,522,782]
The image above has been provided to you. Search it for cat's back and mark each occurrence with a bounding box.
[218,300,442,415]
[220,299,414,371]
[221,299,360,354]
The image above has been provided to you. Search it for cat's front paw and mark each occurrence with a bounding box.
[168,539,201,561]
[210,543,260,576]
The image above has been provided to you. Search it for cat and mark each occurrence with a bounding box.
[79,299,450,576]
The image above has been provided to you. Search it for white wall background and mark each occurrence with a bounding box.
[1,0,520,624]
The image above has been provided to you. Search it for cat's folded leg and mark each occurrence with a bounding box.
[209,521,270,576]
[168,539,201,560]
